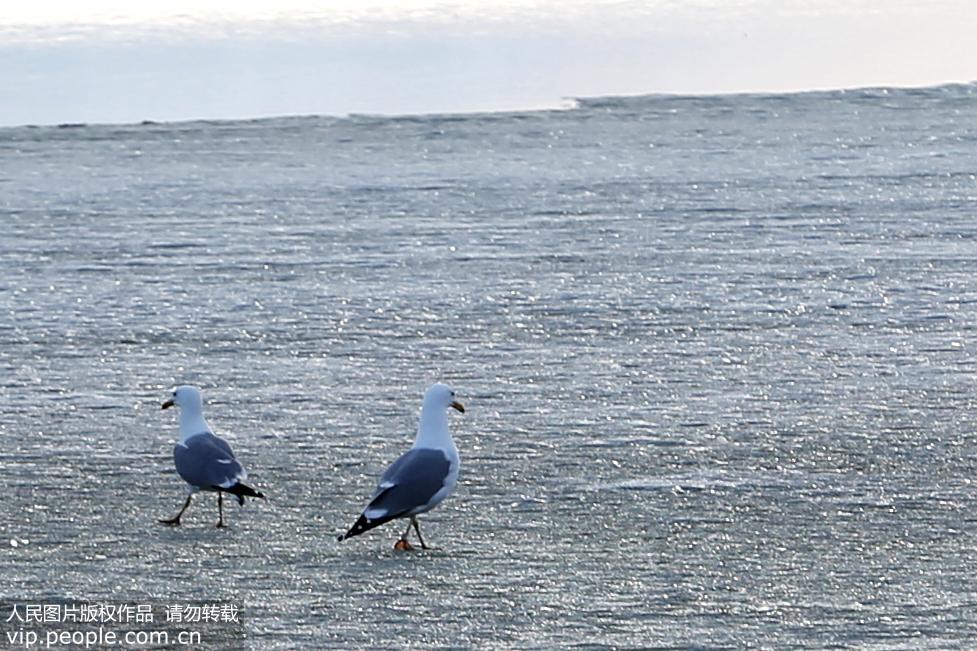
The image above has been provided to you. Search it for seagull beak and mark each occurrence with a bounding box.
[451,400,465,413]
[161,399,175,410]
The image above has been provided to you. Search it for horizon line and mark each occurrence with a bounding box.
[2,79,974,131]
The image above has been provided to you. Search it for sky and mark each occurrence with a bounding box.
[1,0,975,126]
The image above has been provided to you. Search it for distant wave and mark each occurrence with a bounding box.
[572,81,977,111]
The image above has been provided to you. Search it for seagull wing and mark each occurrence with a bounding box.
[339,448,451,541]
[365,448,451,519]
[173,433,246,490]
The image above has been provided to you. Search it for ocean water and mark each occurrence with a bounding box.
[2,84,977,648]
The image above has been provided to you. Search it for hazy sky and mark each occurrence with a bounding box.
[1,0,975,126]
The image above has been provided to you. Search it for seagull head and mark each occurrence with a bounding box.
[161,385,203,411]
[425,383,465,414]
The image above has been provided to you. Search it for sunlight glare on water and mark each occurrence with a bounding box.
[2,84,977,647]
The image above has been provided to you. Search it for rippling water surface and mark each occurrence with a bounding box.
[3,85,977,648]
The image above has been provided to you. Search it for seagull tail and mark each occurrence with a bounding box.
[225,482,265,506]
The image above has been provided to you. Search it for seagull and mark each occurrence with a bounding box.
[338,383,465,550]
[159,385,265,527]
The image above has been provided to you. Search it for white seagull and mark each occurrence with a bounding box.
[159,385,265,527]
[338,383,465,550]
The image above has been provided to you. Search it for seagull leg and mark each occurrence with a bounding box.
[159,493,193,526]
[394,519,415,551]
[411,516,431,550]
[216,492,226,528]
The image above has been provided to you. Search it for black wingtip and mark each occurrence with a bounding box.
[225,482,265,506]
[338,513,390,543]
